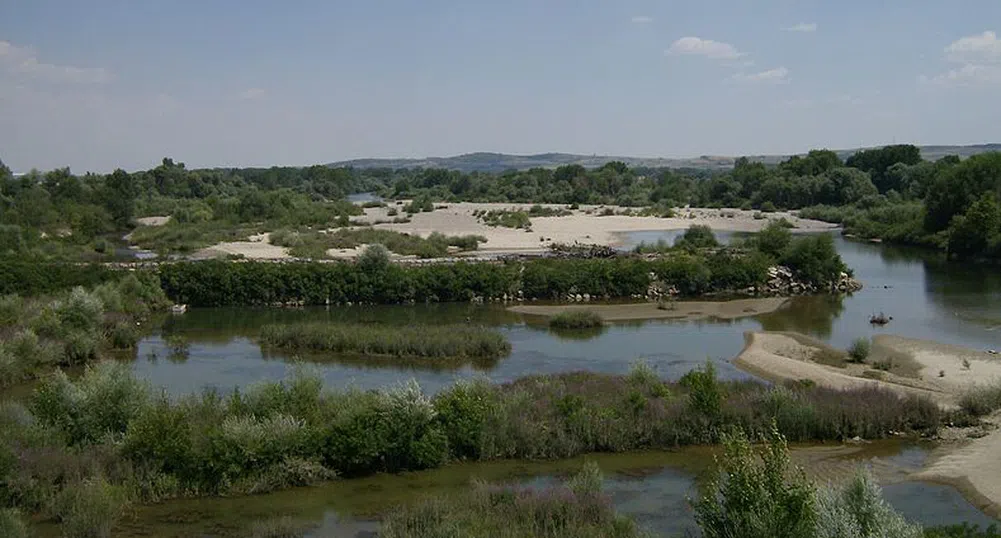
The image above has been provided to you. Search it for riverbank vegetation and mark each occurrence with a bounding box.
[260,323,511,360]
[158,226,848,307]
[0,361,948,535]
[0,274,169,387]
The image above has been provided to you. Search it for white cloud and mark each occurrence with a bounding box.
[0,40,111,84]
[920,63,1001,86]
[945,31,1001,64]
[732,66,790,84]
[238,88,267,100]
[784,23,817,33]
[922,31,1001,87]
[631,15,653,24]
[666,37,745,60]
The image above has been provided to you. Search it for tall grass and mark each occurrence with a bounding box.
[549,310,604,329]
[260,323,512,359]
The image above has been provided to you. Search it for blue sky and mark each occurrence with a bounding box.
[1,0,999,173]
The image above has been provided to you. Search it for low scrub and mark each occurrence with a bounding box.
[269,228,485,259]
[477,209,532,229]
[260,323,511,360]
[847,337,871,363]
[958,383,1001,417]
[549,310,604,329]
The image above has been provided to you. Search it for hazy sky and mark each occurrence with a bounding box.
[1,1,999,173]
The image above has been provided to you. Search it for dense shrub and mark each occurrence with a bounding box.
[675,225,720,251]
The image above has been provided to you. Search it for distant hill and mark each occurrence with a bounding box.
[329,145,1001,173]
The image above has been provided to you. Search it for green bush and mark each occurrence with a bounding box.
[847,338,871,363]
[675,225,719,251]
[694,425,816,538]
[30,362,149,446]
[433,379,497,460]
[816,468,922,538]
[0,508,28,538]
[55,476,126,538]
[755,220,793,260]
[549,310,604,329]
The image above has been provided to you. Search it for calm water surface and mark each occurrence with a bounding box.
[105,233,1001,535]
[131,236,1001,396]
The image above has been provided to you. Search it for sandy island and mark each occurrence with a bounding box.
[193,203,838,260]
[734,330,1001,516]
[509,297,790,323]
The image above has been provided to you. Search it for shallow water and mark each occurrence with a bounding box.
[56,443,988,538]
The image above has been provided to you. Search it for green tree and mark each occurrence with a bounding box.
[846,145,922,193]
[947,193,1001,259]
[104,169,137,227]
[925,152,1001,233]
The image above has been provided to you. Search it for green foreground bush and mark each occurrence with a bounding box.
[0,273,170,387]
[549,310,604,329]
[260,323,511,360]
[2,361,942,519]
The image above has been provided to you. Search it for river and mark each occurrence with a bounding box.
[62,234,1001,536]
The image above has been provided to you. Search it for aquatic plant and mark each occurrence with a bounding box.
[381,462,644,538]
[260,323,511,360]
[548,310,604,329]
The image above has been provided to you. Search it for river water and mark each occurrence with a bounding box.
[92,234,1001,536]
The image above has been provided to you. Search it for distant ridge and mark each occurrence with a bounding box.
[329,145,1001,173]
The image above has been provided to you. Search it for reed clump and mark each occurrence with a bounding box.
[260,323,512,360]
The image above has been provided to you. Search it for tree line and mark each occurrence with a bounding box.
[3,144,999,260]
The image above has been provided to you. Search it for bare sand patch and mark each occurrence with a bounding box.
[916,417,1001,519]
[196,233,289,260]
[736,331,1001,516]
[135,216,171,226]
[352,203,837,257]
[733,332,950,405]
[509,298,790,323]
